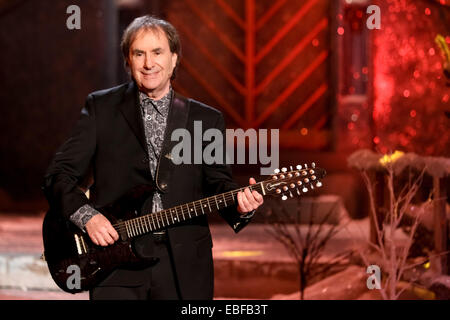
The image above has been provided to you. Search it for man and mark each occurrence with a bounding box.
[43,15,263,300]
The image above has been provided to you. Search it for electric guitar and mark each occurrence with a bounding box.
[42,164,326,293]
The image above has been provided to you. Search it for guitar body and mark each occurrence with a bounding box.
[42,185,157,293]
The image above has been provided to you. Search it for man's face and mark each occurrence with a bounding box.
[127,28,178,99]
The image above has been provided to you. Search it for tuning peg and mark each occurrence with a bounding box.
[304,178,309,183]
[290,166,293,171]
[290,183,295,188]
[272,175,278,180]
[274,168,280,174]
[312,162,316,168]
[316,181,322,187]
[296,165,302,170]
[283,186,288,191]
[304,164,308,169]
[302,187,308,193]
[276,189,281,194]
[282,195,288,201]
[296,188,301,195]
[281,167,287,173]
[289,191,293,198]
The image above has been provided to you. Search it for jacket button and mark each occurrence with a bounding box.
[160,183,167,190]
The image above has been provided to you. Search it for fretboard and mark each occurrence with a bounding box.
[113,183,264,239]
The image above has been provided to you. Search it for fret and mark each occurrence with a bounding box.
[139,219,144,235]
[164,211,170,226]
[136,218,142,236]
[200,200,205,214]
[131,220,136,237]
[232,191,238,203]
[223,193,227,207]
[169,210,175,224]
[181,206,186,220]
[155,214,161,229]
[149,215,154,231]
[259,182,266,195]
[150,214,157,230]
[193,202,198,216]
[159,213,166,227]
[183,204,189,219]
[171,208,177,221]
[132,219,138,236]
[139,217,144,233]
[206,198,212,212]
[136,219,142,236]
[144,215,152,232]
[141,219,146,234]
[128,219,133,237]
[123,221,127,237]
[145,216,152,232]
[214,196,219,210]
[186,203,192,218]
[126,221,131,237]
[188,203,196,217]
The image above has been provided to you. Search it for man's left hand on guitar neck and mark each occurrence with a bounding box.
[236,177,264,217]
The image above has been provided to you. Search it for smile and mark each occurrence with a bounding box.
[141,71,160,77]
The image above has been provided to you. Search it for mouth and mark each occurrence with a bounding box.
[141,70,160,78]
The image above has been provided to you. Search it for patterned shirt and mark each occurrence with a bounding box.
[70,88,172,231]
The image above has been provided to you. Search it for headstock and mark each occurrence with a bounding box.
[262,163,326,200]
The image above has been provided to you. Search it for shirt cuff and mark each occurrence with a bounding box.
[241,209,256,219]
[69,204,100,232]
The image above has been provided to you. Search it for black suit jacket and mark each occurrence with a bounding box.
[43,81,252,299]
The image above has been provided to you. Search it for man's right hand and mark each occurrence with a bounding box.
[85,214,119,246]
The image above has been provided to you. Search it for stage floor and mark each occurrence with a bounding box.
[0,212,375,300]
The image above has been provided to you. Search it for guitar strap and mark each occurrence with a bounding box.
[155,91,191,194]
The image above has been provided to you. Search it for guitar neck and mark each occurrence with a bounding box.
[113,183,265,239]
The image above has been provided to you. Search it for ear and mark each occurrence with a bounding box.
[171,53,178,70]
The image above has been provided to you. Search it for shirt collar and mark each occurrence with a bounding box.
[139,88,172,116]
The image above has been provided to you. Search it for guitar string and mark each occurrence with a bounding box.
[110,185,259,231]
[110,184,265,234]
[111,172,321,235]
[111,173,320,236]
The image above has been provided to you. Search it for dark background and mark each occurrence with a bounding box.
[0,0,448,217]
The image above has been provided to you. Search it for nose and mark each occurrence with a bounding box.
[144,54,154,69]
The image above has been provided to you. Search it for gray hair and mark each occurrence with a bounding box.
[120,15,181,79]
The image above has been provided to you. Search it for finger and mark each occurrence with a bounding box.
[101,230,115,245]
[96,234,108,247]
[252,190,264,205]
[90,234,99,246]
[240,190,253,212]
[249,177,256,185]
[237,192,244,212]
[244,188,258,209]
[106,224,120,241]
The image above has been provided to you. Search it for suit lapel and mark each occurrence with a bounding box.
[118,82,149,155]
[155,92,191,193]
